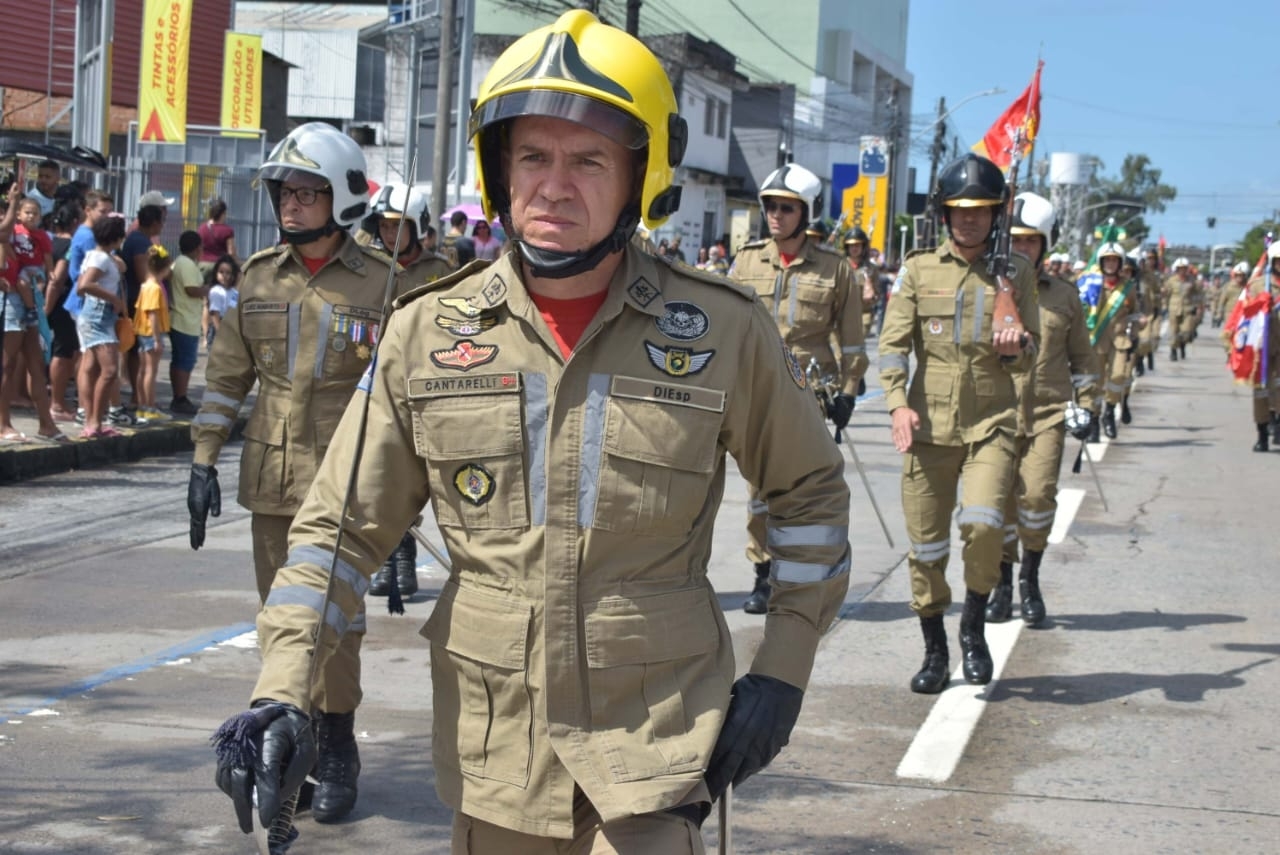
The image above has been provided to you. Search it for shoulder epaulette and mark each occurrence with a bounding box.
[738,238,769,251]
[243,244,286,269]
[814,243,842,257]
[358,243,396,267]
[392,258,491,309]
[904,247,931,262]
[656,254,756,300]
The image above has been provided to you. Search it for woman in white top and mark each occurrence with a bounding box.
[471,220,503,261]
[74,215,128,437]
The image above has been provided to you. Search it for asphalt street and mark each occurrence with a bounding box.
[1,329,1277,854]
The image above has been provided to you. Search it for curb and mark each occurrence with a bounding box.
[0,419,246,484]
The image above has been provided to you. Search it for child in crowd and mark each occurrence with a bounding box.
[132,245,172,422]
[74,215,128,439]
[205,253,239,349]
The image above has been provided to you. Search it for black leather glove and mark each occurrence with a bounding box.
[829,393,856,441]
[188,463,221,550]
[212,702,315,835]
[705,674,804,803]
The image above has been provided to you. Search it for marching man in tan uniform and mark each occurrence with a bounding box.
[1228,245,1280,451]
[729,162,865,613]
[1164,257,1198,361]
[878,153,1039,694]
[1134,248,1163,374]
[1091,242,1142,440]
[365,182,456,603]
[211,11,850,852]
[189,122,400,823]
[989,193,1099,625]
[843,226,880,334]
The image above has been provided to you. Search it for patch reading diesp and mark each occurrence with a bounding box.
[782,340,805,388]
[610,376,726,413]
[644,341,714,377]
[242,301,289,314]
[453,463,495,506]
[430,340,498,371]
[654,300,709,341]
[439,296,486,319]
[407,373,521,399]
[435,314,497,336]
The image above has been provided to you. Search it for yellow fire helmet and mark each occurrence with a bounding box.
[469,10,688,278]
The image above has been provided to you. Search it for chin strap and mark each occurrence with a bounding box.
[514,205,640,280]
[280,219,343,246]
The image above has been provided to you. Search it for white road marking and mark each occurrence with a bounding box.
[1048,488,1085,545]
[1087,436,1109,462]
[895,619,1025,782]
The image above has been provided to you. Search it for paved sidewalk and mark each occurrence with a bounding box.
[0,348,245,483]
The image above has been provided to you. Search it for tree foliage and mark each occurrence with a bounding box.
[1084,153,1178,246]
[1238,221,1280,269]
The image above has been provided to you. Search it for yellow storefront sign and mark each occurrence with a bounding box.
[841,175,889,257]
[221,32,263,138]
[138,0,192,143]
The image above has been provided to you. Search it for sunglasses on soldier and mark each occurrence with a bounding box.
[763,200,798,215]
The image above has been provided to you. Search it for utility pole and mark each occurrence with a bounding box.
[884,83,901,262]
[626,0,642,35]
[431,0,457,222]
[922,95,946,250]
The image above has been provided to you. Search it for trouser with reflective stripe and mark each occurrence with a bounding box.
[451,786,706,855]
[1105,345,1136,404]
[1138,318,1158,355]
[901,434,1016,618]
[1002,424,1067,562]
[252,512,365,714]
[745,485,770,565]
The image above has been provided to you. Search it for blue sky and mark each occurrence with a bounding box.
[905,0,1280,250]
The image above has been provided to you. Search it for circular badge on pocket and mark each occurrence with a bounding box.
[453,463,495,506]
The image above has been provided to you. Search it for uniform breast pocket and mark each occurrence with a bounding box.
[793,280,833,325]
[242,311,289,374]
[320,309,379,382]
[917,296,955,351]
[411,394,529,530]
[1040,307,1068,350]
[593,397,720,537]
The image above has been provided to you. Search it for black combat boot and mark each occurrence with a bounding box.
[1147,352,1155,371]
[1087,416,1101,444]
[1180,342,1187,360]
[910,614,950,694]
[1019,549,1046,625]
[1134,357,1145,377]
[393,532,418,597]
[1102,403,1118,439]
[369,556,395,597]
[985,561,1014,623]
[742,561,771,614]
[1170,344,1178,362]
[1120,395,1132,425]
[959,589,993,685]
[1271,413,1279,445]
[1254,423,1269,453]
[313,711,360,823]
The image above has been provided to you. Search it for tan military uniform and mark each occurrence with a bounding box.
[1165,272,1200,347]
[1090,280,1139,406]
[401,249,456,288]
[729,236,866,564]
[250,246,851,837]
[851,258,878,333]
[1003,273,1100,560]
[1137,268,1162,356]
[1216,279,1247,327]
[878,240,1040,616]
[192,235,399,713]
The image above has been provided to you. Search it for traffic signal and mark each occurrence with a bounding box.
[1207,216,1216,228]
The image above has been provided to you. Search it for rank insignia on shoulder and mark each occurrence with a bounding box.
[436,314,497,336]
[453,462,495,506]
[481,275,508,307]
[645,341,714,377]
[655,300,710,341]
[430,340,498,371]
[782,340,805,388]
[627,277,660,307]
[439,296,486,318]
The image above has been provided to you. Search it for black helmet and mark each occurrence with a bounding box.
[934,153,1006,208]
[844,226,870,245]
[805,219,830,240]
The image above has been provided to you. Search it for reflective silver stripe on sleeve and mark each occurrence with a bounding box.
[772,270,784,322]
[912,539,951,563]
[313,303,334,378]
[286,304,301,381]
[1104,381,1127,393]
[842,344,866,354]
[957,505,1005,528]
[787,271,799,327]
[525,372,549,526]
[286,544,370,599]
[953,288,964,344]
[202,390,243,411]
[350,610,367,634]
[193,412,234,429]
[263,585,351,637]
[767,524,846,549]
[578,373,610,528]
[880,353,909,372]
[1003,525,1019,544]
[748,498,769,515]
[971,286,986,343]
[1070,373,1098,388]
[772,546,850,583]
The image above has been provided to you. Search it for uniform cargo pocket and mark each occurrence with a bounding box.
[583,587,725,783]
[242,312,289,376]
[593,397,720,537]
[421,581,533,786]
[411,394,529,530]
[239,410,288,505]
